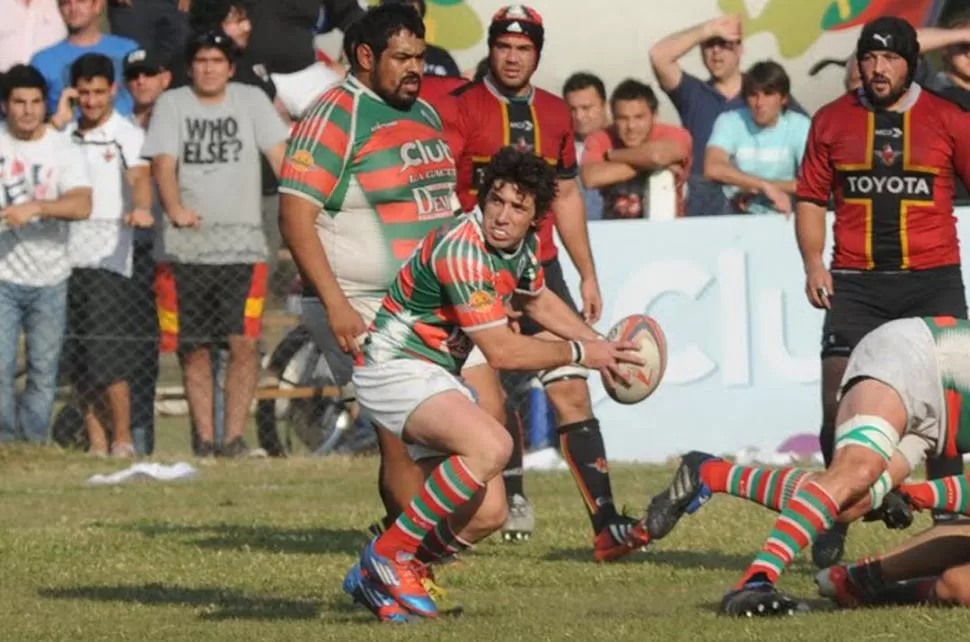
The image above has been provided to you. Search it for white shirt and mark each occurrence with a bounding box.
[0,129,30,208]
[0,0,67,72]
[67,112,146,276]
[0,124,91,287]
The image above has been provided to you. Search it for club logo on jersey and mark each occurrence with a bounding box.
[288,150,315,173]
[468,290,494,311]
[878,143,898,167]
[401,139,454,172]
[412,184,456,218]
[844,175,931,197]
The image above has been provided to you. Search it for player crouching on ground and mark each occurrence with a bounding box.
[345,147,644,623]
[642,316,970,616]
[818,520,970,609]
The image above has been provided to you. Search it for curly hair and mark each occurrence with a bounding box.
[477,147,559,222]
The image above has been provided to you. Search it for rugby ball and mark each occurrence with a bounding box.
[603,314,667,405]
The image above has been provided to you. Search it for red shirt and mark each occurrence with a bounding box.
[419,75,468,112]
[797,87,970,271]
[444,76,578,263]
[582,124,692,218]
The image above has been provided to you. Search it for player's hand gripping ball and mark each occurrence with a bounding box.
[603,314,667,404]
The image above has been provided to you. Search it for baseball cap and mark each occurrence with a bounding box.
[123,48,164,78]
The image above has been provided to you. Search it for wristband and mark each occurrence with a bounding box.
[569,340,585,365]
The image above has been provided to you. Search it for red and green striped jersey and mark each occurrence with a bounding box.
[364,210,545,372]
[923,316,970,457]
[279,75,459,298]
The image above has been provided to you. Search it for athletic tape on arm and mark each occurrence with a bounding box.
[834,414,900,463]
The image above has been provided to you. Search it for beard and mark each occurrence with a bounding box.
[863,76,910,109]
[371,69,421,110]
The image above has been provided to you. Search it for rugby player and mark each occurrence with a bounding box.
[278,4,490,610]
[444,4,644,559]
[818,522,970,608]
[796,16,970,568]
[644,316,970,616]
[348,147,643,621]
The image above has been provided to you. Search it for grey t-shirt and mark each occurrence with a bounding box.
[142,83,288,264]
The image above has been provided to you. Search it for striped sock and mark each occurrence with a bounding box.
[700,461,813,512]
[738,481,839,588]
[899,475,970,515]
[844,555,886,597]
[415,521,471,565]
[375,456,482,559]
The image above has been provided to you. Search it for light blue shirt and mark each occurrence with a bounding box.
[31,35,140,116]
[707,108,811,215]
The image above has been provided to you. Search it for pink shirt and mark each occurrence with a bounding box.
[0,0,67,72]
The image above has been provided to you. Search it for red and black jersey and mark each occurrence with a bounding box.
[798,87,970,271]
[443,76,578,263]
[419,75,468,113]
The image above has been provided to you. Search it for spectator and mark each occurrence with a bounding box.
[916,13,970,109]
[580,79,691,219]
[650,15,746,217]
[125,47,171,129]
[123,48,169,455]
[0,64,92,444]
[248,0,363,75]
[844,55,862,93]
[563,72,608,220]
[31,0,139,116]
[63,53,153,457]
[106,0,190,70]
[381,0,461,77]
[705,61,809,215]
[142,30,288,457]
[0,0,68,73]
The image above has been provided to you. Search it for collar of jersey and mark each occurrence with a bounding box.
[483,74,534,105]
[345,74,393,106]
[69,110,123,141]
[855,83,921,113]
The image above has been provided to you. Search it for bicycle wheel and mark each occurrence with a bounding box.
[256,325,351,456]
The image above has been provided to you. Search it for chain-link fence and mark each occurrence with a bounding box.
[2,217,369,458]
[4,214,564,459]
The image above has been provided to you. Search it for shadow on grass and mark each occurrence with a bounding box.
[543,547,752,570]
[39,583,320,621]
[119,521,368,556]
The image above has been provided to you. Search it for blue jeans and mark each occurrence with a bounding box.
[0,280,68,443]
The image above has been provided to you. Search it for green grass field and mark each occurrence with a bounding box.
[1,440,965,642]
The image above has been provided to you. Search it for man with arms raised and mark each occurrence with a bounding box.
[349,147,642,621]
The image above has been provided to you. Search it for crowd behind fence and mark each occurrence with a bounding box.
[4,0,970,459]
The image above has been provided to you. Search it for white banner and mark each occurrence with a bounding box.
[558,212,969,462]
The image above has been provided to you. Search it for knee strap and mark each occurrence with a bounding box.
[834,415,900,464]
[539,364,589,386]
